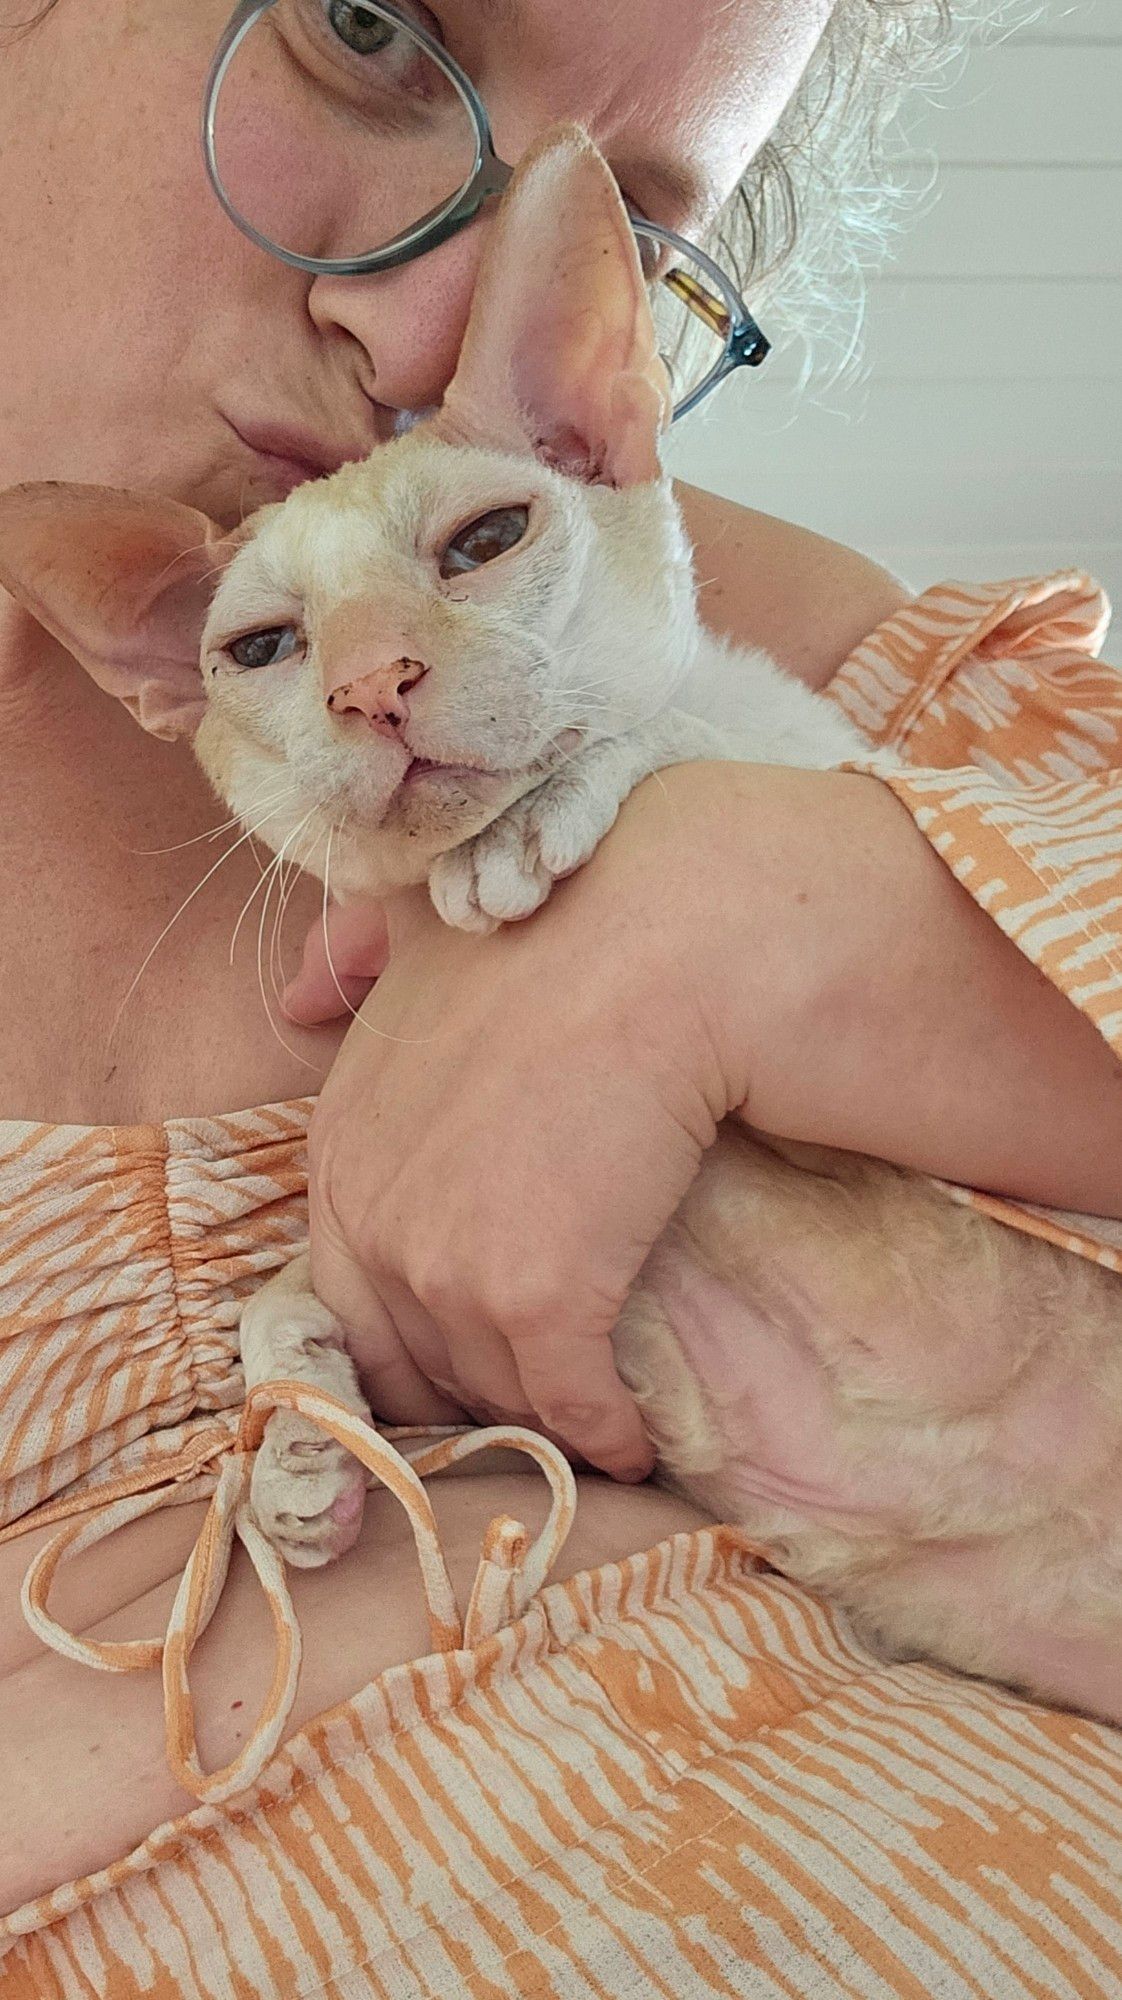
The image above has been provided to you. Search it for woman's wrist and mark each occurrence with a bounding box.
[674,482,910,690]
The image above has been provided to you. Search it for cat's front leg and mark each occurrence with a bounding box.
[240,1253,372,1568]
[430,711,726,933]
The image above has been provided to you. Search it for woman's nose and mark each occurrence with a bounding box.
[307,220,491,419]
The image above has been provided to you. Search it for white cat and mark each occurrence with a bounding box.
[1,127,1119,1726]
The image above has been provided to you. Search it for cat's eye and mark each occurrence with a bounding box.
[226,626,301,670]
[439,505,530,578]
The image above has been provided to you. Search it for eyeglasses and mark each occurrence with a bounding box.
[202,0,770,420]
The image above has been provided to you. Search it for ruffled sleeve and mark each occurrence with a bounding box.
[829,572,1122,1061]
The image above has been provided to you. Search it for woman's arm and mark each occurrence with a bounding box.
[308,762,1122,1481]
[674,483,910,688]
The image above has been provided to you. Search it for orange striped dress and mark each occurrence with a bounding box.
[2,573,1121,1998]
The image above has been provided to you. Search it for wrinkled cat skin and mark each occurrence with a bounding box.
[0,127,1118,1723]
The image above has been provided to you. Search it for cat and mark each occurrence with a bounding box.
[1,125,1120,1728]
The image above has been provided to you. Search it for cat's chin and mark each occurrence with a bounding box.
[378,759,527,831]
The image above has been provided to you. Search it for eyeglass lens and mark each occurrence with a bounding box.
[210,0,481,264]
[210,0,738,403]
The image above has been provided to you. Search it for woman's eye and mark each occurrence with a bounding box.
[226,626,300,670]
[439,505,531,578]
[323,0,440,60]
[325,0,394,56]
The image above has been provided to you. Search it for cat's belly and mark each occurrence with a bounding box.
[613,1123,1122,1715]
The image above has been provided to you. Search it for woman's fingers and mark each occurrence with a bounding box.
[283,899,390,1025]
[511,1329,655,1480]
[312,1125,654,1473]
[305,791,750,1487]
[308,1221,464,1428]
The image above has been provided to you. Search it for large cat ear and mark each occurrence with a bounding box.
[434,125,671,488]
[0,482,241,740]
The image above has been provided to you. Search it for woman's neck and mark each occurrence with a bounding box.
[0,596,345,1125]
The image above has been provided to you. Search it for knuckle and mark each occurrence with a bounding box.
[479,1276,561,1343]
[533,1395,610,1439]
[412,1259,461,1323]
[307,1123,349,1235]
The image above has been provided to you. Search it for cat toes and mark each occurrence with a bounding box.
[250,1411,367,1568]
[529,781,616,880]
[430,780,616,934]
[470,820,553,922]
[528,788,608,876]
[431,815,552,929]
[429,847,498,933]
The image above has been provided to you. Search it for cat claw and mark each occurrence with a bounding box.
[249,1411,367,1568]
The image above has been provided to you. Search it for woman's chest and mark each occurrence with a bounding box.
[1,700,345,1123]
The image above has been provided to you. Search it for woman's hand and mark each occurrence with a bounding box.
[306,770,748,1480]
[282,899,391,1027]
[307,760,1122,1479]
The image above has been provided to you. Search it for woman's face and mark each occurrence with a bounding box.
[0,0,829,527]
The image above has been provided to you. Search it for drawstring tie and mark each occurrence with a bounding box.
[19,1381,577,1806]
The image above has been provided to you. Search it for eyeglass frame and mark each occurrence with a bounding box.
[202,0,771,420]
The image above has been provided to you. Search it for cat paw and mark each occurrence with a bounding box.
[250,1411,367,1568]
[526,766,623,880]
[430,804,551,930]
[430,771,620,931]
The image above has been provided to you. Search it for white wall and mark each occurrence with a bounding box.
[665,0,1122,620]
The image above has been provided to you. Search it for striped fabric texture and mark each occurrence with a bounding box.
[5,1528,1122,2000]
[2,574,1121,1993]
[830,570,1122,1271]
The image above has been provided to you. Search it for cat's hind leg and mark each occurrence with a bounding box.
[239,1254,371,1568]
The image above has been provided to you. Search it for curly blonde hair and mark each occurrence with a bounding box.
[721,0,1030,378]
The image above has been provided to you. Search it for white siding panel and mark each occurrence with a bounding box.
[906,47,1122,163]
[670,0,1120,676]
[765,280,1119,380]
[888,167,1122,279]
[870,544,1121,615]
[1001,0,1122,42]
[666,377,1122,547]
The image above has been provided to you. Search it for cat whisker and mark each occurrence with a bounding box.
[107,793,299,1046]
[274,804,340,1016]
[148,539,223,598]
[124,778,293,858]
[228,836,281,969]
[252,812,329,1073]
[269,821,314,1011]
[268,807,332,1016]
[320,825,430,1047]
[230,798,323,969]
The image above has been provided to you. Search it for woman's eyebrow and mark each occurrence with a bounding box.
[457,0,710,221]
[617,156,712,227]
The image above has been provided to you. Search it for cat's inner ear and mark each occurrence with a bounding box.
[433,124,671,489]
[0,482,241,740]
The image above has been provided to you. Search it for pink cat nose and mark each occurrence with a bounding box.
[325,659,429,738]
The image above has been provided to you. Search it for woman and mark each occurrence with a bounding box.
[2,0,1121,1991]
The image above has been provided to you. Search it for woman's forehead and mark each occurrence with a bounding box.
[449,0,830,224]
